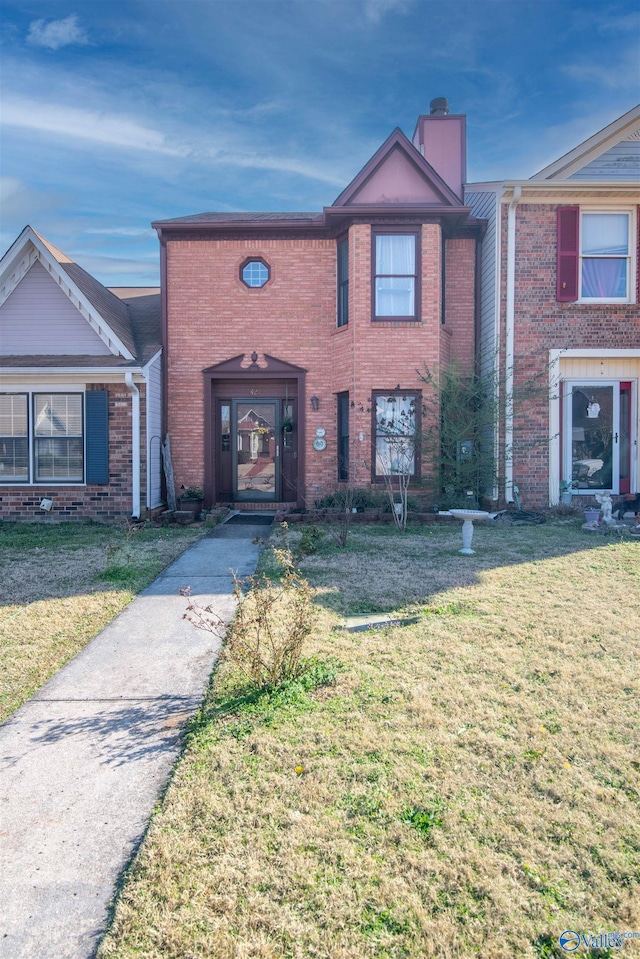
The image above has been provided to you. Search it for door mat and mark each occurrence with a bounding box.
[225,513,275,525]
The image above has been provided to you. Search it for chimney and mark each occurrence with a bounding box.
[413,98,466,200]
[430,97,449,116]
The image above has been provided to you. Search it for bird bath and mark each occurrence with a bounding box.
[449,509,490,555]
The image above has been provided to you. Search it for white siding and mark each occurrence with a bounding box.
[569,140,640,180]
[145,354,163,509]
[0,261,110,355]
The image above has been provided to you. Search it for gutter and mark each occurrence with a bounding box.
[125,372,141,519]
[504,185,521,503]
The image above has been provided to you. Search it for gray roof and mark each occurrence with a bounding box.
[153,211,320,226]
[0,354,150,370]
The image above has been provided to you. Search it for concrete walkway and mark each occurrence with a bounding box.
[0,519,269,959]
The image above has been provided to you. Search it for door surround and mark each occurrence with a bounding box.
[203,353,306,507]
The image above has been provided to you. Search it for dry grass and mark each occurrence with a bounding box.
[0,521,207,722]
[99,519,640,959]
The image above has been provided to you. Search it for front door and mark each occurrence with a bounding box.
[562,381,634,493]
[233,399,279,502]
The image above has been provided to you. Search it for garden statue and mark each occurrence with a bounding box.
[595,492,614,525]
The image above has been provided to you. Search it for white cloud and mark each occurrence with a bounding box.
[85,227,154,237]
[1,96,347,186]
[2,99,186,156]
[26,15,89,51]
[362,0,412,25]
[561,44,640,93]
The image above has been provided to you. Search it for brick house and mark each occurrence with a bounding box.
[0,226,162,520]
[466,104,640,509]
[153,100,483,509]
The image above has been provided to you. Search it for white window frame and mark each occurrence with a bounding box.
[578,207,636,304]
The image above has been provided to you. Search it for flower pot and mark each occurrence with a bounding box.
[583,508,600,524]
[560,491,573,505]
[179,498,203,520]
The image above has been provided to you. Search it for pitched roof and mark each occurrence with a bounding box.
[332,128,464,208]
[533,103,640,180]
[0,227,160,368]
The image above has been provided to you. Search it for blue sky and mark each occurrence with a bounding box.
[1,0,638,286]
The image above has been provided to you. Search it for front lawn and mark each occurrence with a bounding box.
[0,520,207,722]
[99,519,640,958]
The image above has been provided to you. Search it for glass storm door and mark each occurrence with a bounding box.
[233,400,278,501]
[562,382,633,493]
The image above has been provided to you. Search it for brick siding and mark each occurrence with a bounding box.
[0,382,147,521]
[165,223,477,502]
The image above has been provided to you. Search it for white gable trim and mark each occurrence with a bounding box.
[0,227,135,361]
[533,104,640,181]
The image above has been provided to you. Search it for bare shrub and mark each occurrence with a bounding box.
[184,541,315,690]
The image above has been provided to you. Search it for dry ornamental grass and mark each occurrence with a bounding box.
[90,521,639,957]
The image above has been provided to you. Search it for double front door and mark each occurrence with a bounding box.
[217,397,297,502]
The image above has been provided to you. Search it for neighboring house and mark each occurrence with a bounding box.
[153,99,483,509]
[0,226,162,520]
[466,104,640,509]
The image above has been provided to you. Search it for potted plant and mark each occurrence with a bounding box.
[583,505,601,525]
[179,486,205,519]
[559,480,575,505]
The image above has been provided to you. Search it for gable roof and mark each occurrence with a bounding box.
[533,103,640,180]
[0,227,161,368]
[332,128,464,208]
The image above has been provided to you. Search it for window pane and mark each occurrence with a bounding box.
[36,437,83,481]
[375,277,415,316]
[0,394,28,436]
[570,385,613,490]
[0,395,29,481]
[581,259,627,298]
[241,261,269,288]
[35,394,82,436]
[376,395,416,435]
[582,214,628,256]
[376,235,415,275]
[375,437,415,475]
[0,438,28,480]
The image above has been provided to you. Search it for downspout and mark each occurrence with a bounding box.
[505,185,521,503]
[125,373,141,519]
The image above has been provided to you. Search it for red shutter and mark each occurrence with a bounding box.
[557,206,579,302]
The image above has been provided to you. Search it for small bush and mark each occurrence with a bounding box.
[185,543,316,691]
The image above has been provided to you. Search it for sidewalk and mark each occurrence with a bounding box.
[0,518,268,959]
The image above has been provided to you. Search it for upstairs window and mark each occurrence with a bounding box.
[337,238,349,327]
[373,232,418,321]
[240,258,270,288]
[581,212,630,301]
[557,207,633,303]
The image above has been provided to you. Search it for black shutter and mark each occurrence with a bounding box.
[85,390,109,484]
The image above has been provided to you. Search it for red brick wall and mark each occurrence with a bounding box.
[0,382,146,521]
[165,223,477,503]
[500,203,640,506]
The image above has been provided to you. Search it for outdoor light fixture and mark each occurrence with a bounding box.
[310,395,319,411]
